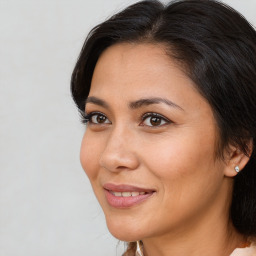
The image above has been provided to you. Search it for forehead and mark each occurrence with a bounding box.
[91,43,182,87]
[90,43,205,110]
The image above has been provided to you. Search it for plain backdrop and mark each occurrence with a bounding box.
[0,0,255,255]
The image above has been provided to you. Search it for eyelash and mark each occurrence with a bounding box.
[81,111,108,125]
[81,111,171,127]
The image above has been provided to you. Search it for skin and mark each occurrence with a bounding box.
[80,43,249,256]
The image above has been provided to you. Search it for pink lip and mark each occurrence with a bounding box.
[103,183,156,208]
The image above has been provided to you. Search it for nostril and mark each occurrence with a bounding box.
[116,166,130,170]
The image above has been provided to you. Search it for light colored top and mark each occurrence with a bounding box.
[230,243,256,256]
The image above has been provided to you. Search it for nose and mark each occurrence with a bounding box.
[99,127,140,172]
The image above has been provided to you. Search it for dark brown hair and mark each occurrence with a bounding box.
[71,0,256,254]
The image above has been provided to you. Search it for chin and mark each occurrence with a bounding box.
[105,214,145,242]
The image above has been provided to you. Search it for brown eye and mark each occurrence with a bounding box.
[91,113,111,124]
[97,115,107,123]
[141,113,169,127]
[150,116,162,126]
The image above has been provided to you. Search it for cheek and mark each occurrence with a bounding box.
[145,124,217,173]
[80,132,100,181]
[142,134,209,176]
[141,130,221,200]
[138,136,223,233]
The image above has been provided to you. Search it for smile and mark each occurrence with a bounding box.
[110,191,147,197]
[103,183,155,208]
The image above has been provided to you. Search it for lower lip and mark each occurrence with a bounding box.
[104,190,154,208]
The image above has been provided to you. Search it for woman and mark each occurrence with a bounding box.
[71,0,256,255]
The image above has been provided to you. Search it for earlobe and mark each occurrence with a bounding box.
[224,139,253,178]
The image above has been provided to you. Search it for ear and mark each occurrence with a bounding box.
[224,139,253,178]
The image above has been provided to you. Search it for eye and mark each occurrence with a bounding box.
[140,113,170,127]
[82,112,111,125]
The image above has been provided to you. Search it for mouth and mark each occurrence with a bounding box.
[103,183,156,208]
[110,191,148,197]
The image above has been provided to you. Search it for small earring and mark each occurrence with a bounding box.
[136,241,143,256]
[235,166,240,173]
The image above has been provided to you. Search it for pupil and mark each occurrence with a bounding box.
[150,117,161,126]
[97,115,106,123]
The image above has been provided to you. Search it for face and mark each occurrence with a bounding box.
[80,43,230,242]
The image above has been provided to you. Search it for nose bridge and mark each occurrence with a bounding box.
[99,124,139,172]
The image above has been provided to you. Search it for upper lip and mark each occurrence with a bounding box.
[103,183,156,193]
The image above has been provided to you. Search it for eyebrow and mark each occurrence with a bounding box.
[129,97,184,111]
[85,96,110,109]
[85,96,184,111]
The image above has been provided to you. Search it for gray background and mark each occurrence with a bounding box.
[0,0,255,255]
